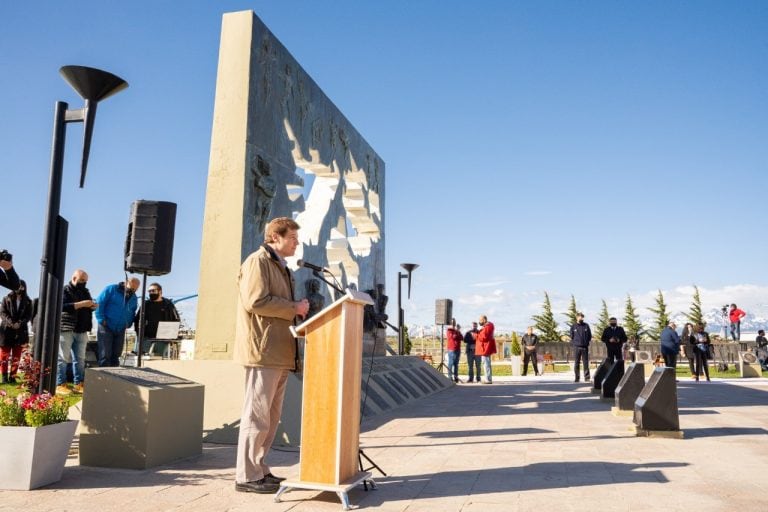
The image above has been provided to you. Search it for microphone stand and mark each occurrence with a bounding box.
[312,270,344,298]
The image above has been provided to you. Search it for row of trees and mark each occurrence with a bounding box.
[531,287,707,342]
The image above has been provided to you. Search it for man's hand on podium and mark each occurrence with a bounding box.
[295,298,309,319]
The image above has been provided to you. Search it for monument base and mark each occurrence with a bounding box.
[630,425,684,439]
[611,407,633,417]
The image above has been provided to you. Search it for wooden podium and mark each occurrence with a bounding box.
[274,289,375,510]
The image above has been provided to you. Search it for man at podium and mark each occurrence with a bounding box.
[234,217,309,494]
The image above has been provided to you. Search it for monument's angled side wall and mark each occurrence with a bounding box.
[196,10,385,360]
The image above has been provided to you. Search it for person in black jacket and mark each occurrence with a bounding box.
[0,251,20,291]
[0,280,32,383]
[601,317,627,363]
[570,312,592,383]
[693,323,711,382]
[134,283,180,356]
[56,270,97,395]
[521,326,540,376]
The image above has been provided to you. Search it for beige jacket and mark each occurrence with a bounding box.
[234,245,297,369]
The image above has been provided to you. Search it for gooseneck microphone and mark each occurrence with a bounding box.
[297,259,328,273]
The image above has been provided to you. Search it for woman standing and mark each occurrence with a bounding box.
[693,323,711,382]
[0,280,32,384]
[681,323,697,378]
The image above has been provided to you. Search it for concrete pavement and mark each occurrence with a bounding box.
[4,373,767,511]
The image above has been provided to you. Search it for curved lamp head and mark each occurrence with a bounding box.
[400,263,419,299]
[59,66,128,187]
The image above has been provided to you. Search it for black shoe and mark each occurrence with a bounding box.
[7,376,15,384]
[584,377,591,382]
[264,473,286,484]
[574,378,580,383]
[235,479,279,494]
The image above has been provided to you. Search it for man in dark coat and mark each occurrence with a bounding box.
[0,280,32,383]
[56,269,96,395]
[134,282,180,356]
[601,317,627,363]
[570,312,592,383]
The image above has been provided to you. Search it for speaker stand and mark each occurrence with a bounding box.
[135,272,148,368]
[435,324,448,376]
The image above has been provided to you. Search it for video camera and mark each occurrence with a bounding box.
[0,250,12,263]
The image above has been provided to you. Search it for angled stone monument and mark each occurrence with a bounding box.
[196,10,385,361]
[612,362,645,416]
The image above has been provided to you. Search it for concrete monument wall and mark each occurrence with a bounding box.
[196,10,385,360]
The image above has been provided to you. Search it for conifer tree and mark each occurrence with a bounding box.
[685,285,706,328]
[532,292,560,342]
[623,294,645,340]
[647,290,670,341]
[594,299,611,339]
[563,294,579,329]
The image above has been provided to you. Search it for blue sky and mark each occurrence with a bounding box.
[1,1,766,333]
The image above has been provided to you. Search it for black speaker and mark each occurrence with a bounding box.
[435,299,452,325]
[124,200,177,276]
[633,367,679,431]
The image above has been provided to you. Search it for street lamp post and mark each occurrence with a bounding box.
[397,263,418,355]
[33,66,128,394]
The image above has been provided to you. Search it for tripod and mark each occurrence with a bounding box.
[434,324,448,376]
[358,448,386,490]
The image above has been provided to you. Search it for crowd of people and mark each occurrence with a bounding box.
[437,306,766,385]
[0,249,180,395]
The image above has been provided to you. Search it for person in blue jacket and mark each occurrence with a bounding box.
[95,277,140,366]
[660,321,681,369]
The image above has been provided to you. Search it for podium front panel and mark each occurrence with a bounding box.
[300,307,342,484]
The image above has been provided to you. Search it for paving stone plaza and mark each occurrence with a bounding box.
[6,374,766,512]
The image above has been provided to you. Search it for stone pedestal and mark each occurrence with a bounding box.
[601,360,625,400]
[633,367,682,436]
[612,363,645,416]
[79,367,204,469]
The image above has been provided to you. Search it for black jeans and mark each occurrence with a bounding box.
[605,343,622,363]
[694,350,710,380]
[663,352,678,370]
[573,346,590,380]
[523,349,539,375]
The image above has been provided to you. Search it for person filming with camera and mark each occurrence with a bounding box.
[0,250,20,291]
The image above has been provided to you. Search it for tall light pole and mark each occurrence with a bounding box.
[397,263,418,355]
[34,66,128,394]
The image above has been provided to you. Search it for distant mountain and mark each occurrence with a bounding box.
[669,308,768,334]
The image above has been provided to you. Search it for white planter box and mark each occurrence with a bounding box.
[0,420,78,490]
[511,355,522,376]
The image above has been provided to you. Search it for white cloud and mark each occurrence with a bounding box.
[458,288,506,307]
[471,280,510,288]
[524,270,552,276]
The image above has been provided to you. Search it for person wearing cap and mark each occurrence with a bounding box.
[570,312,592,382]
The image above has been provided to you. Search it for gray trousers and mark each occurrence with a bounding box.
[235,366,289,483]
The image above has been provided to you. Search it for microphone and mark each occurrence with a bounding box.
[297,259,328,273]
